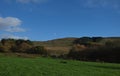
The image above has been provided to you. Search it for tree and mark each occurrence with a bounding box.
[92,37,103,42]
[73,37,92,46]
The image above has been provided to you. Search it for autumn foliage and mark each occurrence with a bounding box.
[0,39,46,55]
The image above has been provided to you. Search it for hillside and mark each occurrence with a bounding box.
[33,37,120,47]
[33,37,78,47]
[33,37,78,56]
[33,37,120,57]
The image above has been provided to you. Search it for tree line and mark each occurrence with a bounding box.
[68,37,120,63]
[0,39,46,55]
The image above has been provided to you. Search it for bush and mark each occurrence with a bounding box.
[0,45,6,52]
[0,39,33,53]
[12,43,32,53]
[27,46,47,55]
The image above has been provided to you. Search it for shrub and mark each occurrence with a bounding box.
[12,42,32,53]
[27,46,47,55]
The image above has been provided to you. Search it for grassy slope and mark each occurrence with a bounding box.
[33,38,78,55]
[33,37,120,47]
[33,37,120,56]
[0,55,120,76]
[33,37,78,47]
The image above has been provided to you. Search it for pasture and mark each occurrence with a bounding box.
[0,54,120,76]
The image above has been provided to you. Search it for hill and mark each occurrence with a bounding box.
[32,37,120,57]
[33,37,78,56]
[33,37,120,47]
[33,37,78,47]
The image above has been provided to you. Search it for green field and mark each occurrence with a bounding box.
[0,55,120,76]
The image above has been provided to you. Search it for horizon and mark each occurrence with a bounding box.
[0,0,120,41]
[1,36,120,42]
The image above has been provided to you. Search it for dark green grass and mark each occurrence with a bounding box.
[0,55,120,76]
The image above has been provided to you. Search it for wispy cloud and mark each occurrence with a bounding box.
[81,0,120,9]
[6,27,25,32]
[0,17,21,27]
[16,0,48,4]
[0,17,25,32]
[0,17,28,40]
[0,34,28,40]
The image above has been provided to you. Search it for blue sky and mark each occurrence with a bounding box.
[0,0,120,41]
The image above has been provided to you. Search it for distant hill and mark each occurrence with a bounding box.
[33,37,78,56]
[32,37,120,56]
[33,37,120,47]
[33,37,78,47]
[106,37,120,39]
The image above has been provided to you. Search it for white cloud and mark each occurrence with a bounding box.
[0,17,25,32]
[0,34,28,40]
[0,17,28,40]
[6,27,25,32]
[0,17,21,28]
[16,0,48,4]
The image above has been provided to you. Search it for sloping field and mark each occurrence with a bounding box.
[33,37,77,47]
[45,46,71,55]
[33,38,77,55]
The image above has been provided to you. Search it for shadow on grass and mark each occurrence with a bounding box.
[60,60,68,64]
[88,64,120,70]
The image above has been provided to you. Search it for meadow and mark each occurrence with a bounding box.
[0,54,120,76]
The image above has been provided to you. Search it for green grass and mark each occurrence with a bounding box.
[0,55,120,76]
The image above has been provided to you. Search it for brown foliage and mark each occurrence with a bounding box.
[12,42,32,53]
